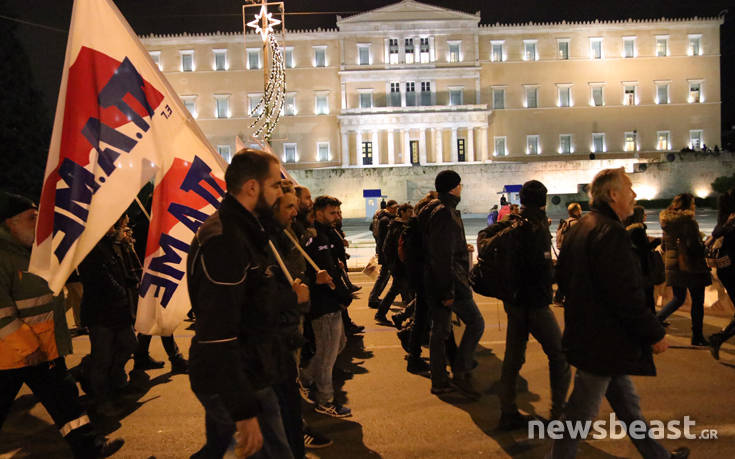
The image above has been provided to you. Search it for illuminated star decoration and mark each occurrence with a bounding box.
[247,4,281,42]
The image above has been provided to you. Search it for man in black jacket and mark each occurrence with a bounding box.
[368,200,398,309]
[485,180,570,430]
[187,149,309,459]
[419,170,485,398]
[550,168,688,459]
[299,196,353,419]
[375,203,414,325]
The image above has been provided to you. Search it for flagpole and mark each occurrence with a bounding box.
[134,197,151,221]
[282,229,320,272]
[268,240,294,284]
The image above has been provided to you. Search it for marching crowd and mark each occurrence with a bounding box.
[2,147,735,458]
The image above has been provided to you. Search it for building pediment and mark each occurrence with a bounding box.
[337,0,480,32]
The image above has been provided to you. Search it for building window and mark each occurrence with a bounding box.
[449,87,463,106]
[248,94,263,117]
[656,83,670,104]
[419,37,430,63]
[180,50,194,72]
[358,44,371,65]
[213,49,228,71]
[656,131,671,151]
[217,145,232,162]
[689,81,702,103]
[523,40,538,61]
[315,93,329,115]
[285,47,294,68]
[362,141,373,165]
[559,134,572,154]
[590,38,603,59]
[389,82,401,107]
[405,38,415,64]
[283,94,296,115]
[448,41,461,63]
[525,86,538,108]
[149,51,161,70]
[558,86,572,107]
[359,91,373,109]
[313,46,327,67]
[214,95,229,119]
[457,138,466,162]
[284,143,297,163]
[592,133,606,153]
[623,37,636,58]
[591,86,604,107]
[494,136,507,156]
[181,96,197,118]
[491,41,505,62]
[526,135,540,155]
[689,130,703,150]
[420,81,432,106]
[558,39,569,60]
[388,39,399,64]
[247,49,261,70]
[689,35,702,56]
[623,84,638,106]
[405,82,416,106]
[317,142,330,161]
[493,88,505,109]
[624,131,637,152]
[656,36,669,57]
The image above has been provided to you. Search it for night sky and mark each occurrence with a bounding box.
[3,0,734,141]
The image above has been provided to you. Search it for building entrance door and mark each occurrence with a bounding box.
[410,140,420,165]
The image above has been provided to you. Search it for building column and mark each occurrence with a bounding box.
[418,128,427,165]
[480,127,489,162]
[403,129,411,165]
[372,130,380,165]
[467,127,475,162]
[341,131,350,167]
[341,83,347,110]
[451,127,458,163]
[434,128,443,164]
[356,131,363,166]
[387,129,395,165]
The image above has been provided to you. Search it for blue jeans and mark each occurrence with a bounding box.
[549,370,669,459]
[657,286,705,337]
[427,281,485,385]
[301,311,346,404]
[192,387,294,459]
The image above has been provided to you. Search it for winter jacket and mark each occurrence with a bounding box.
[0,227,70,370]
[659,209,712,288]
[418,193,470,302]
[626,223,662,287]
[556,216,580,251]
[382,218,409,275]
[556,202,666,377]
[516,207,554,307]
[187,194,301,421]
[375,210,395,264]
[304,221,352,319]
[713,215,735,278]
[78,235,136,329]
[498,205,511,222]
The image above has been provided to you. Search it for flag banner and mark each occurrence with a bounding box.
[30,0,227,336]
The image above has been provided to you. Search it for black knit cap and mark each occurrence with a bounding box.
[0,192,36,222]
[520,180,548,208]
[435,170,461,193]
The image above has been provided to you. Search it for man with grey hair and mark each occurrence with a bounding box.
[550,168,688,458]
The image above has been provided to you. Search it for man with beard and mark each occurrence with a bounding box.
[293,186,314,242]
[187,149,309,458]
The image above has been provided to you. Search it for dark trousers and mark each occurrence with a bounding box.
[368,264,391,304]
[273,359,304,459]
[408,290,430,358]
[426,281,485,385]
[715,268,735,342]
[499,303,571,418]
[644,286,655,315]
[0,359,98,458]
[377,270,414,317]
[135,333,181,361]
[656,286,705,337]
[88,325,137,400]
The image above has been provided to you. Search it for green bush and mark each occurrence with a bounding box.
[712,174,735,194]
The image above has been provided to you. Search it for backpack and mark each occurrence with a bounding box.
[370,210,384,240]
[382,221,402,268]
[470,217,528,302]
[398,216,422,266]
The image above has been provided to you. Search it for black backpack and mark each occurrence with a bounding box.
[470,217,528,302]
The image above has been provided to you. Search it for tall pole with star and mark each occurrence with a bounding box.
[243,0,286,142]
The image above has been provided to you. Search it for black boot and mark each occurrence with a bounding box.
[170,354,189,374]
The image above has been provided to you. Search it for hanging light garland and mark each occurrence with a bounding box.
[249,32,286,141]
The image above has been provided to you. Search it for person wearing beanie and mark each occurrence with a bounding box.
[416,171,485,399]
[0,192,124,457]
[487,180,571,430]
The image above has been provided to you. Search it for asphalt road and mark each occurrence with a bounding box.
[2,272,735,458]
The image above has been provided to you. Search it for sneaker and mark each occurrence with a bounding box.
[498,411,535,431]
[346,322,365,334]
[407,356,430,374]
[709,333,723,360]
[315,402,352,418]
[430,383,455,395]
[95,437,125,457]
[303,428,333,449]
[397,327,412,353]
[451,374,481,400]
[374,313,392,326]
[349,285,362,293]
[391,314,405,330]
[298,379,316,405]
[691,336,709,347]
[368,300,380,309]
[133,354,165,371]
[170,355,189,374]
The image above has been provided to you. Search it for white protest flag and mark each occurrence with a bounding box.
[30,0,228,336]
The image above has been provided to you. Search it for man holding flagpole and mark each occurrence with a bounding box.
[187,149,309,458]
